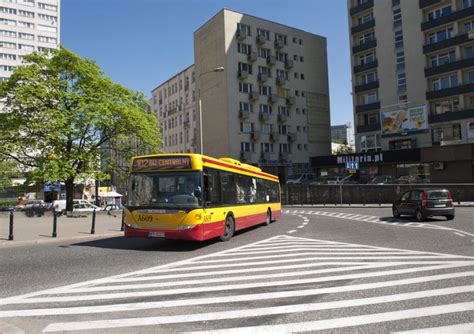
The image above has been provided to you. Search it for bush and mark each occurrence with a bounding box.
[0,198,17,207]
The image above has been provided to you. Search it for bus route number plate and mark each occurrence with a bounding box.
[148,231,165,238]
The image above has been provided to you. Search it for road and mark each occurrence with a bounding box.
[0,207,473,333]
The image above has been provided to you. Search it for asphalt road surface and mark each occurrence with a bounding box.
[1,206,473,333]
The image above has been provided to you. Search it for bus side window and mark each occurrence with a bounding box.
[203,168,222,205]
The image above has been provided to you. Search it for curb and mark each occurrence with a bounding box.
[0,231,123,248]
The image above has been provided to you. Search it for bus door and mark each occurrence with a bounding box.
[202,169,224,229]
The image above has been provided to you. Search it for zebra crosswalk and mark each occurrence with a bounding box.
[1,235,473,333]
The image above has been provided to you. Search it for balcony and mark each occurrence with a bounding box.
[183,120,190,128]
[284,59,294,69]
[353,60,378,74]
[239,110,250,119]
[421,6,474,31]
[425,57,474,77]
[240,151,252,162]
[268,94,278,104]
[270,132,280,142]
[238,70,248,80]
[354,80,379,93]
[259,112,270,121]
[350,0,374,16]
[266,56,276,66]
[256,35,267,44]
[419,0,440,9]
[277,114,288,122]
[357,122,380,133]
[276,77,286,86]
[355,101,380,113]
[432,136,463,146]
[258,73,268,82]
[274,39,285,49]
[429,108,474,123]
[287,133,297,142]
[250,131,260,141]
[236,29,247,40]
[247,52,257,62]
[286,96,296,106]
[352,39,376,54]
[248,91,259,101]
[426,83,474,99]
[351,19,375,35]
[423,34,470,54]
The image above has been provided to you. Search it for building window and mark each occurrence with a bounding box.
[393,8,402,28]
[300,56,304,62]
[259,85,272,96]
[359,72,377,84]
[358,13,373,25]
[464,20,474,33]
[237,23,251,36]
[258,65,271,77]
[238,62,252,74]
[38,2,57,11]
[363,92,378,104]
[427,6,451,21]
[0,41,16,49]
[428,27,453,44]
[396,51,405,71]
[278,106,289,116]
[0,6,16,14]
[38,13,57,22]
[0,30,17,38]
[239,82,252,93]
[0,18,16,26]
[19,33,34,40]
[0,53,16,60]
[360,134,381,152]
[275,51,288,62]
[394,30,403,49]
[468,70,474,83]
[389,139,415,150]
[279,125,290,134]
[281,143,291,153]
[275,33,287,44]
[257,28,270,40]
[38,35,56,44]
[392,0,400,6]
[259,104,272,114]
[18,9,34,18]
[360,51,376,65]
[431,98,459,115]
[276,69,288,80]
[257,47,271,58]
[464,0,474,8]
[301,73,305,80]
[359,31,374,44]
[18,21,34,29]
[261,123,272,134]
[237,43,251,55]
[432,123,462,143]
[240,102,253,112]
[430,50,455,67]
[397,73,406,92]
[240,122,253,133]
[18,44,34,51]
[241,142,254,152]
[432,74,458,90]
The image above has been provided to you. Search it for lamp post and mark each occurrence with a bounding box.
[198,66,224,154]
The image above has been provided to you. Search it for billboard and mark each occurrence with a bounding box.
[381,105,428,136]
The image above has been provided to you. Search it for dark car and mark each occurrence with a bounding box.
[395,175,429,184]
[369,175,396,184]
[392,188,455,221]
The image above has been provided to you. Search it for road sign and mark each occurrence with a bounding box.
[345,162,359,170]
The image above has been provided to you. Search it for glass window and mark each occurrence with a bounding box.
[203,169,221,205]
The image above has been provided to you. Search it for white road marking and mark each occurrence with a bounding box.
[393,322,474,333]
[454,232,466,237]
[297,226,304,229]
[185,302,474,334]
[42,287,473,332]
[287,230,297,234]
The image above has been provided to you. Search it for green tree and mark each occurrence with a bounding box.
[0,158,21,189]
[0,47,161,212]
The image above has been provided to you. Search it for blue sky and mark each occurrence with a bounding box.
[62,0,353,126]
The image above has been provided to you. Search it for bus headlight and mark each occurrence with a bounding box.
[177,225,196,230]
[130,224,139,229]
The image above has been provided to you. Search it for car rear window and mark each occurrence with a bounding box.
[427,190,449,199]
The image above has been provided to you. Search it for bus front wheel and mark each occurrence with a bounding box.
[219,215,235,242]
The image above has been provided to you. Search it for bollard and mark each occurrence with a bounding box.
[91,209,96,234]
[52,210,57,238]
[457,190,461,205]
[120,210,125,231]
[378,193,382,207]
[8,211,14,240]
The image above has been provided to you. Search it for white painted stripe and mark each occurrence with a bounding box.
[455,232,466,237]
[59,265,372,294]
[234,244,373,251]
[302,222,308,225]
[185,302,474,334]
[110,261,459,283]
[393,322,474,333]
[297,226,304,229]
[216,251,424,258]
[287,230,297,234]
[5,264,470,305]
[219,247,425,256]
[3,272,472,318]
[42,287,474,332]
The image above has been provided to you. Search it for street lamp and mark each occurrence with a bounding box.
[198,66,224,155]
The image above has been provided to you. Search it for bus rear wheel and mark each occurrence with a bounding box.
[265,209,272,226]
[219,215,234,242]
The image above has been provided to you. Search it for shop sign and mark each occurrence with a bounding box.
[337,153,383,164]
[345,162,359,170]
[44,181,61,192]
[381,105,428,136]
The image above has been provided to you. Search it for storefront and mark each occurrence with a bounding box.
[310,144,474,183]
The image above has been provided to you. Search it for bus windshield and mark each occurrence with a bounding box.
[128,172,202,210]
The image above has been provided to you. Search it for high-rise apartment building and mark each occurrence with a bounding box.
[0,0,60,81]
[150,65,198,154]
[196,9,330,179]
[348,0,474,153]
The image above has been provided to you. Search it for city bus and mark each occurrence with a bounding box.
[124,153,281,241]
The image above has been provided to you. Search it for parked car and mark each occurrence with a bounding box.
[338,175,359,184]
[23,199,50,217]
[286,173,317,185]
[392,188,455,222]
[0,206,15,212]
[103,203,124,213]
[53,199,100,213]
[325,176,345,185]
[395,175,429,184]
[369,175,396,184]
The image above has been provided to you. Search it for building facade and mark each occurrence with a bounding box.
[191,9,330,180]
[331,124,352,144]
[348,0,474,153]
[0,0,60,81]
[150,65,198,154]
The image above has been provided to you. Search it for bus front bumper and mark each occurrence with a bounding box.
[124,221,224,241]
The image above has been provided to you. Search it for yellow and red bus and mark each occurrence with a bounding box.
[124,153,281,241]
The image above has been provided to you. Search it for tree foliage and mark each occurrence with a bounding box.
[0,47,161,211]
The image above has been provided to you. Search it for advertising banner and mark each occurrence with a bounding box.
[381,105,428,136]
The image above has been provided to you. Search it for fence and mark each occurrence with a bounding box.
[281,184,474,205]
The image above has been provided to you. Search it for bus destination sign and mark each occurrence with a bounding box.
[132,156,192,171]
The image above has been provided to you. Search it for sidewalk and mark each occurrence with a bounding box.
[0,210,124,247]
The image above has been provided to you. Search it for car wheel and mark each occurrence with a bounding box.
[445,215,454,221]
[219,215,235,242]
[265,209,272,226]
[392,206,400,218]
[415,209,425,222]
